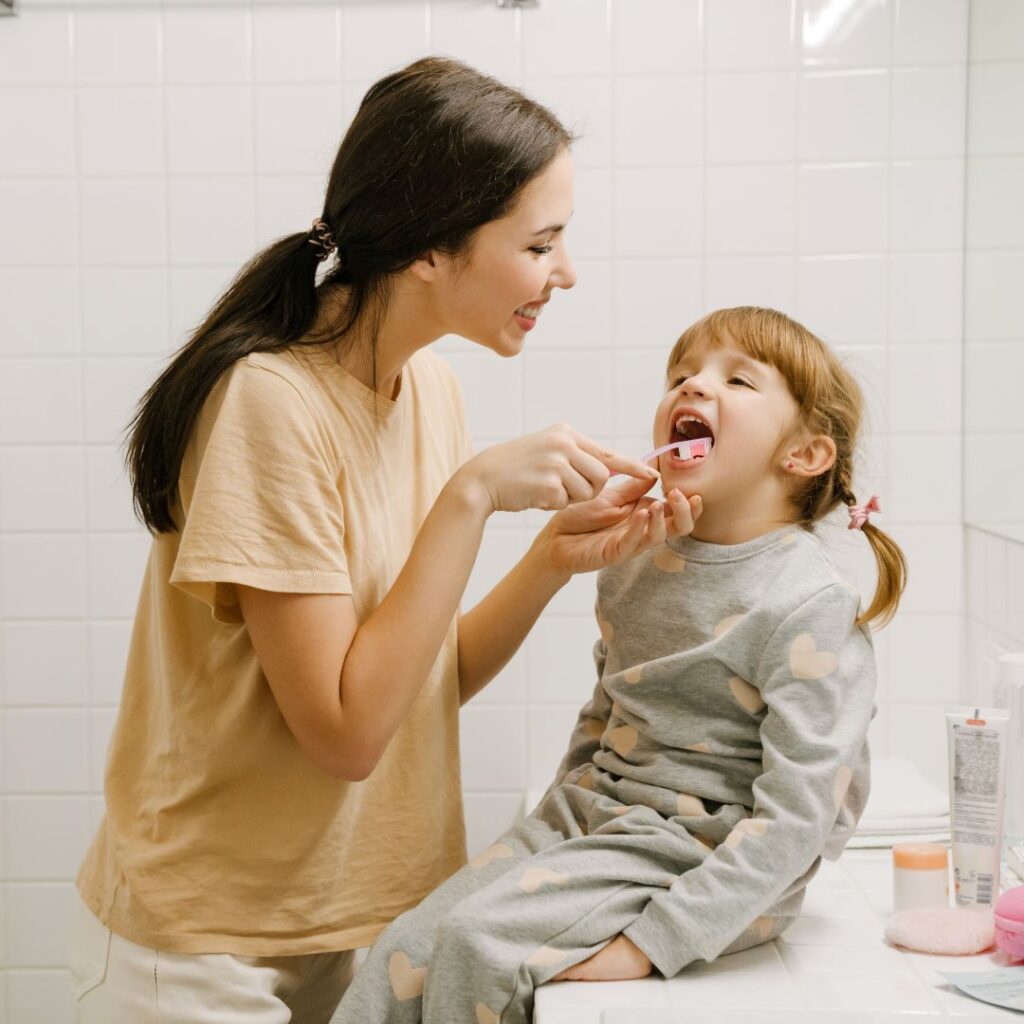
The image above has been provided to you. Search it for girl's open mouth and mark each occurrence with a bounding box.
[665,413,714,468]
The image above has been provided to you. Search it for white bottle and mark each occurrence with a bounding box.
[892,843,949,912]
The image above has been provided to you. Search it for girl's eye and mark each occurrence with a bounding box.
[670,376,688,389]
[730,377,752,387]
[530,245,553,255]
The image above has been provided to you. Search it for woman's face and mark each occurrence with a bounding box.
[433,148,577,356]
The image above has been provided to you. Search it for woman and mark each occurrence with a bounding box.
[71,57,695,1022]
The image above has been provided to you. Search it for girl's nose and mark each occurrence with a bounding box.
[681,375,710,398]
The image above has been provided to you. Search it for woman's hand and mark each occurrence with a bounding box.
[553,935,653,982]
[534,473,702,577]
[454,424,658,516]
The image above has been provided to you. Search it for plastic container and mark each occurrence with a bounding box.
[892,843,949,912]
[994,885,1024,962]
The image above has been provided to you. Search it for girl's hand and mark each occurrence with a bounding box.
[535,474,702,577]
[455,424,658,516]
[553,935,653,982]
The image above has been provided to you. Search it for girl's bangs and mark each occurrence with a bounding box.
[666,307,815,401]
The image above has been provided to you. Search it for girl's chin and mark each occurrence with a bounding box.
[661,451,713,476]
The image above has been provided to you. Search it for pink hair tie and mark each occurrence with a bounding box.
[848,494,881,531]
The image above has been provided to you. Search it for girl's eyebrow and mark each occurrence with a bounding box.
[667,353,765,380]
[729,354,765,374]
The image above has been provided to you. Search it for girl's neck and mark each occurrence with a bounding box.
[688,486,799,546]
[690,514,795,546]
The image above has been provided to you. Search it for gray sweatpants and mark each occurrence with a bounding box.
[331,768,809,1024]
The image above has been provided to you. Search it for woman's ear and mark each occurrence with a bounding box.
[408,251,439,283]
[783,434,837,478]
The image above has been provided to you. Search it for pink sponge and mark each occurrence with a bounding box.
[995,885,1024,962]
[884,907,995,955]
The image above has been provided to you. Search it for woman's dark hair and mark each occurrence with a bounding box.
[127,56,572,533]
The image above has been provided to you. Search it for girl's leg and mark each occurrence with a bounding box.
[331,812,571,1024]
[421,819,701,1024]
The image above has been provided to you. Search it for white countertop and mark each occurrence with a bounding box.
[533,849,1020,1022]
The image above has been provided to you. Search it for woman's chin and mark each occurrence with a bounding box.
[491,329,527,357]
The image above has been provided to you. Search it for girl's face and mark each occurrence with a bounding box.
[431,148,577,356]
[653,336,801,513]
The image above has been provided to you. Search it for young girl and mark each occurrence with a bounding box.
[332,306,908,1024]
[70,57,677,1021]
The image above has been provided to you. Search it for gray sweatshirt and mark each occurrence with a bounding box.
[547,525,877,976]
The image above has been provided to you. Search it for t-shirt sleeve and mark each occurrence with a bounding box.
[170,360,351,623]
[624,582,876,977]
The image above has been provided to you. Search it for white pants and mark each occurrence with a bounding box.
[70,893,357,1024]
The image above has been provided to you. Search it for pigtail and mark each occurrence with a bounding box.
[857,522,908,630]
[835,470,907,630]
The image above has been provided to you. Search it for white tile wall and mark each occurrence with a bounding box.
[965,528,1024,708]
[962,0,1024,540]
[0,0,976,1009]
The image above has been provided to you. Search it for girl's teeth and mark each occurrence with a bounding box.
[515,305,541,318]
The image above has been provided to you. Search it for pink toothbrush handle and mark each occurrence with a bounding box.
[611,439,709,476]
[639,442,685,464]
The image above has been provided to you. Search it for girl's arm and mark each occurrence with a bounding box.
[621,583,876,978]
[238,426,656,782]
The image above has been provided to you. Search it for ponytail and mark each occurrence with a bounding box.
[125,229,332,533]
[125,56,572,534]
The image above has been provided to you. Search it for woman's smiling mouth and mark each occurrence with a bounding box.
[513,301,546,331]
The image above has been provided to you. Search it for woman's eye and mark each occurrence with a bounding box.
[530,245,553,255]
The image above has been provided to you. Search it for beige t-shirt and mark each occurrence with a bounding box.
[77,345,474,955]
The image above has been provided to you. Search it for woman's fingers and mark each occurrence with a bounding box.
[602,472,659,507]
[559,466,599,506]
[617,505,650,556]
[569,428,659,483]
[565,446,613,499]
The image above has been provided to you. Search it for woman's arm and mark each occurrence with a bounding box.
[239,424,657,782]
[457,481,700,703]
[240,476,490,782]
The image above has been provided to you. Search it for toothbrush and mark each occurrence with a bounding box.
[612,437,712,477]
[639,438,712,465]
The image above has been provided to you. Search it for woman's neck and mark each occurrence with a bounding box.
[316,279,444,398]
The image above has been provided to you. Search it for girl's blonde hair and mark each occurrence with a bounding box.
[666,306,907,630]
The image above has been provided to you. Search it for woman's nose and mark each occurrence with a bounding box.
[551,248,577,291]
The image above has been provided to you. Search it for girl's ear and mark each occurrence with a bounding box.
[783,434,837,478]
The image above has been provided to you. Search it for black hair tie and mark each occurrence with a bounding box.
[308,218,337,262]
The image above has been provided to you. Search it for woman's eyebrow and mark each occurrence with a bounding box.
[531,210,573,236]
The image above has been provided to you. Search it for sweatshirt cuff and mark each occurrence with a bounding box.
[623,902,704,979]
